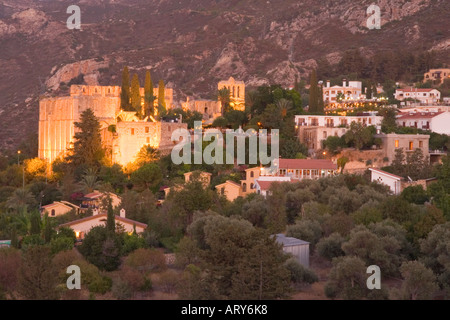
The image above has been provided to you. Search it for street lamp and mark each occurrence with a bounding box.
[17,150,21,165]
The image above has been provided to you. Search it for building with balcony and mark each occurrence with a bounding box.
[394,88,441,104]
[423,68,450,85]
[323,80,364,103]
[396,111,450,134]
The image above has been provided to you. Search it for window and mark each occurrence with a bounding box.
[145,127,149,133]
[237,86,240,98]
[146,137,150,144]
[419,141,423,148]
[232,86,235,97]
[221,187,225,195]
[51,209,55,217]
[409,141,413,150]
[243,183,247,192]
[250,183,254,190]
[395,140,399,148]
[250,171,254,178]
[131,128,135,135]
[323,131,327,139]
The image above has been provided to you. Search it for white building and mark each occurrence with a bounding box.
[254,176,292,197]
[394,88,441,104]
[369,168,402,195]
[396,111,450,135]
[323,80,363,103]
[294,114,383,128]
[275,234,310,267]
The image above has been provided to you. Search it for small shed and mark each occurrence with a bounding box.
[275,234,310,267]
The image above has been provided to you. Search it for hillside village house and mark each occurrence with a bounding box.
[80,191,121,213]
[58,209,147,241]
[396,111,450,135]
[240,166,261,196]
[369,168,403,195]
[423,68,450,85]
[295,114,383,128]
[217,159,338,201]
[163,171,212,200]
[394,88,441,104]
[322,80,364,103]
[295,114,383,152]
[215,180,243,202]
[41,201,79,217]
[374,133,430,165]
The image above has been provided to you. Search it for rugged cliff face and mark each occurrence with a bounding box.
[0,0,448,150]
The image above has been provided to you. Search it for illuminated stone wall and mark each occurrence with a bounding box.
[218,77,245,111]
[39,85,183,166]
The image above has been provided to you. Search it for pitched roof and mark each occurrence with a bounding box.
[58,213,148,229]
[397,111,444,120]
[275,234,310,246]
[255,180,274,191]
[397,88,437,92]
[42,202,72,209]
[278,159,337,170]
[369,168,403,180]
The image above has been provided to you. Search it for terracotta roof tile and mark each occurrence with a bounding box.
[278,159,337,170]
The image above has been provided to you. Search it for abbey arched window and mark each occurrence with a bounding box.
[51,209,56,217]
[243,183,247,192]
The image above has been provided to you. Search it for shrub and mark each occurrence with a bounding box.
[21,234,45,248]
[316,233,345,260]
[286,219,323,251]
[155,270,180,293]
[125,248,167,273]
[112,279,132,300]
[50,237,74,254]
[118,265,149,292]
[121,233,147,255]
[284,258,318,284]
[78,226,122,271]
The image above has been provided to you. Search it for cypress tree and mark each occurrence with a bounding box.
[366,83,373,99]
[144,70,154,118]
[130,74,142,115]
[106,197,115,236]
[43,213,52,243]
[372,84,378,98]
[318,83,325,114]
[66,108,104,168]
[30,211,41,235]
[158,79,167,117]
[121,66,131,111]
[309,70,318,113]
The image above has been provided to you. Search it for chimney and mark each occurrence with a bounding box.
[343,79,347,87]
[120,208,126,218]
[93,208,99,216]
[326,80,330,88]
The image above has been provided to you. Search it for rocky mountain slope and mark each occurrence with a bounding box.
[0,0,448,150]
